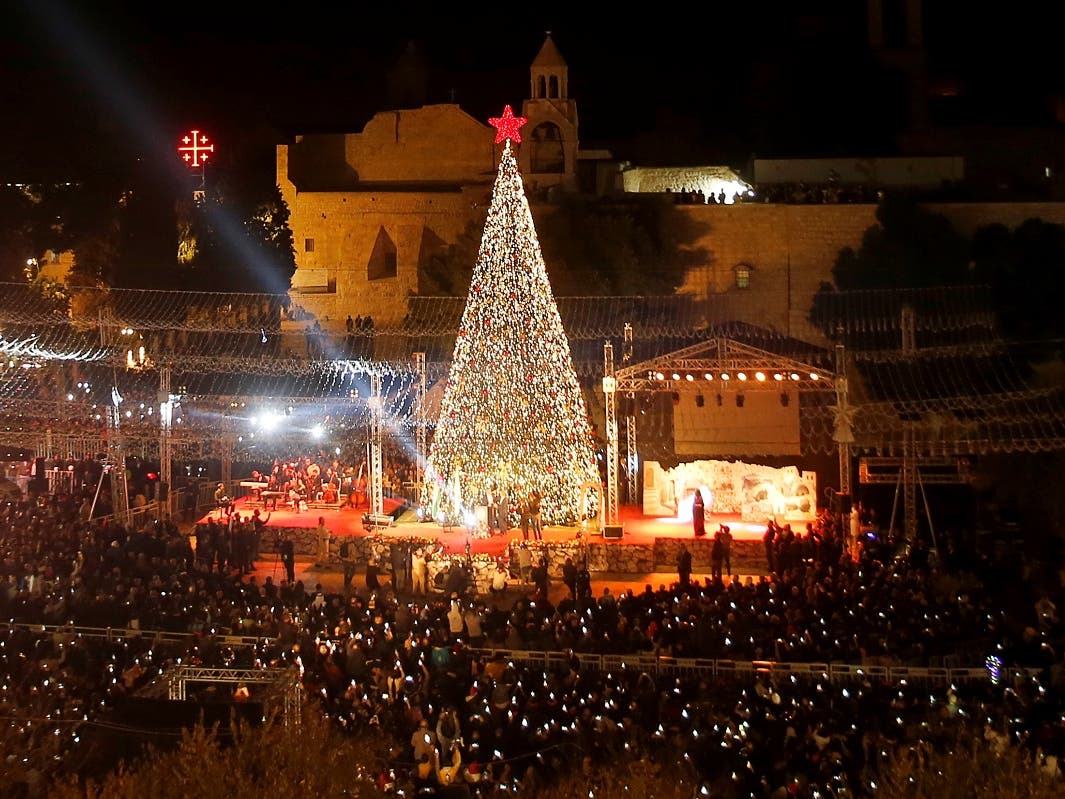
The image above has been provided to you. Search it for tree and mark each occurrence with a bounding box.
[971,217,1065,345]
[177,180,296,294]
[421,195,707,298]
[426,137,599,525]
[50,707,389,799]
[0,185,35,283]
[419,217,484,296]
[535,194,706,296]
[830,193,971,291]
[876,733,1061,799]
[810,194,984,338]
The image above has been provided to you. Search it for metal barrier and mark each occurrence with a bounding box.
[0,622,1015,687]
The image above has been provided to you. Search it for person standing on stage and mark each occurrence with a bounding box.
[529,489,543,541]
[485,484,499,533]
[518,494,531,541]
[692,489,706,537]
[496,486,509,534]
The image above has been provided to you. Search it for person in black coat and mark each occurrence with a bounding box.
[677,545,693,587]
[279,534,296,585]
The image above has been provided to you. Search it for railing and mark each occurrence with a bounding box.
[0,621,1036,687]
[94,500,161,530]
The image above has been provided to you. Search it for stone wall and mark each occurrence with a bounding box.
[282,186,1065,342]
[675,201,1065,345]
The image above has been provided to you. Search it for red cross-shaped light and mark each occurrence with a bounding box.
[178,129,214,168]
[488,105,527,144]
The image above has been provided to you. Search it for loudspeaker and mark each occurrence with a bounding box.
[603,524,623,539]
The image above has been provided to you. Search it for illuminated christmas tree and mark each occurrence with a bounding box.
[426,106,598,526]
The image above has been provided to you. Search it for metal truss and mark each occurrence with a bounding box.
[161,666,302,726]
[614,338,836,394]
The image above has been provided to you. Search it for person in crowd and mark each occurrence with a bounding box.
[517,541,533,583]
[315,517,331,567]
[340,536,357,594]
[678,544,693,587]
[411,548,428,595]
[490,561,508,598]
[711,527,725,582]
[365,556,381,593]
[279,532,296,585]
[562,556,577,599]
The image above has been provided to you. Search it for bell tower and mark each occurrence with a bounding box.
[520,32,578,192]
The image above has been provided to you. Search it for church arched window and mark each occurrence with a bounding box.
[529,122,564,174]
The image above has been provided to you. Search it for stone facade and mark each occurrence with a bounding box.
[674,201,1065,345]
[276,32,1065,348]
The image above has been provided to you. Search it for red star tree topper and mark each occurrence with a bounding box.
[488,105,527,143]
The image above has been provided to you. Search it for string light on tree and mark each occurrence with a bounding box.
[425,106,598,526]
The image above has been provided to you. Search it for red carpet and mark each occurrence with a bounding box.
[201,498,781,560]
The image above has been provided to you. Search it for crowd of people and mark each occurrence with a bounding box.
[0,492,1063,796]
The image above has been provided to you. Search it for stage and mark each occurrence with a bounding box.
[196,497,784,576]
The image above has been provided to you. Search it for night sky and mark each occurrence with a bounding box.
[1,1,1062,181]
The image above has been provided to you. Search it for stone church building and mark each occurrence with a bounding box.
[277,34,590,329]
[278,32,1065,347]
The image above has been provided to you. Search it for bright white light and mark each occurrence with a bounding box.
[810,373,819,380]
[463,512,478,528]
[655,372,665,381]
[685,374,694,382]
[260,412,280,432]
[311,424,324,440]
[737,372,747,381]
[790,373,800,381]
[755,372,766,381]
[335,447,341,456]
[704,373,713,380]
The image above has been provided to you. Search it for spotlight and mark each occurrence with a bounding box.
[780,392,790,407]
[774,373,784,381]
[790,373,800,381]
[736,393,745,408]
[737,372,747,381]
[721,373,730,381]
[671,373,681,381]
[655,372,665,381]
[810,373,820,380]
[685,373,694,381]
[695,394,705,407]
[311,424,324,440]
[704,373,714,381]
[755,372,766,381]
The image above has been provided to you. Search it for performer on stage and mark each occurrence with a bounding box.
[692,489,706,537]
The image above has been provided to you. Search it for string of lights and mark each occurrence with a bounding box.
[426,135,598,526]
